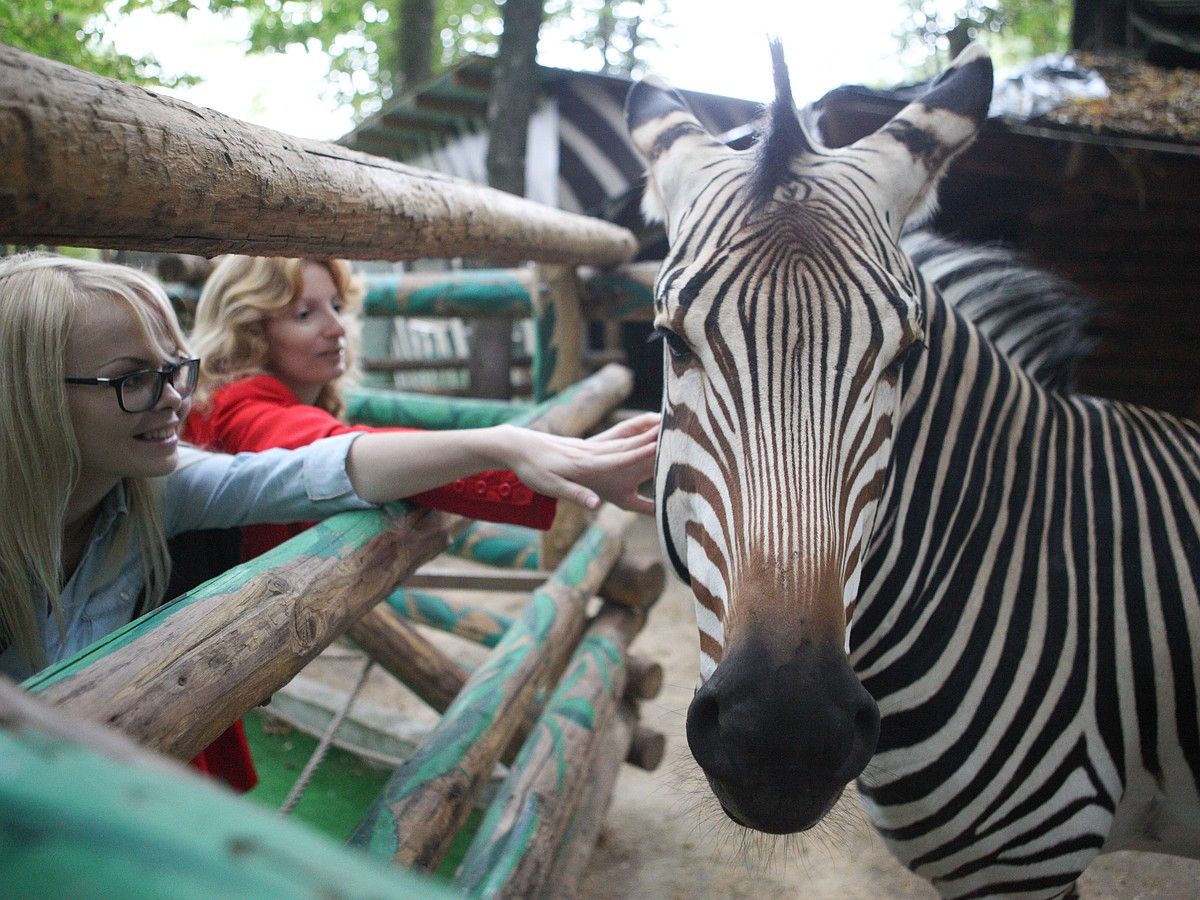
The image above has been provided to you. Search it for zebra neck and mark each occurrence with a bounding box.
[854,285,1055,629]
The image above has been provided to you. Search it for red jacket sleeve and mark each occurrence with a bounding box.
[184,376,556,529]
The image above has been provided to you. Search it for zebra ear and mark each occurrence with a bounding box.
[850,43,993,234]
[626,79,732,234]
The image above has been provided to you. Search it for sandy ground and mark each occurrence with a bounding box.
[302,515,1200,897]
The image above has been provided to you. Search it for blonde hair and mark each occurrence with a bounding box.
[191,256,363,417]
[0,254,184,670]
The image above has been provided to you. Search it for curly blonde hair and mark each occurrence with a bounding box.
[191,256,363,417]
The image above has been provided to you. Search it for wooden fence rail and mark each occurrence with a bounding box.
[0,45,636,266]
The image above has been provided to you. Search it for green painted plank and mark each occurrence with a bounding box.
[363,273,533,318]
[0,721,454,899]
[345,387,529,430]
[446,521,541,570]
[384,589,512,648]
[22,507,414,695]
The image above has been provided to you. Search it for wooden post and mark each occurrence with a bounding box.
[623,655,664,701]
[532,264,585,402]
[346,607,467,712]
[0,45,637,265]
[0,680,453,899]
[348,505,635,872]
[23,507,454,760]
[597,554,666,610]
[543,701,638,897]
[507,362,633,436]
[385,587,514,648]
[453,602,646,898]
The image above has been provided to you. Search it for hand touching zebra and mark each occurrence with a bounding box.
[627,42,1200,898]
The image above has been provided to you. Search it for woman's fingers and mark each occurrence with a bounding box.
[589,412,661,443]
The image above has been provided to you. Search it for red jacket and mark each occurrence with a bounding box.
[183,374,556,561]
[180,374,555,791]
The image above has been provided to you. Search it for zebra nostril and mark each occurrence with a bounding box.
[686,689,733,779]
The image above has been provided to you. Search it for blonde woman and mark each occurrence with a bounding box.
[0,253,658,776]
[186,256,601,560]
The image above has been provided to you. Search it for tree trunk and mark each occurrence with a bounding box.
[396,0,435,95]
[472,0,548,399]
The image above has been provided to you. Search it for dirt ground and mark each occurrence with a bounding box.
[302,515,1200,897]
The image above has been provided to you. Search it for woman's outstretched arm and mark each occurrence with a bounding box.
[345,413,660,513]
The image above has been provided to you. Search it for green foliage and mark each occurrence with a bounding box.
[124,0,505,118]
[0,0,198,87]
[897,0,1073,76]
[545,0,670,77]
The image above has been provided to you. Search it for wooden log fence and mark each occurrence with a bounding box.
[0,679,452,898]
[348,505,634,871]
[3,44,669,899]
[453,602,646,897]
[0,45,636,266]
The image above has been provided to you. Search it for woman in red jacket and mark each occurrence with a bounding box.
[182,254,657,789]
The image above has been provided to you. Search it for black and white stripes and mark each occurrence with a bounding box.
[628,41,1200,897]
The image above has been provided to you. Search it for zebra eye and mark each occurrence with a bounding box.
[651,326,696,363]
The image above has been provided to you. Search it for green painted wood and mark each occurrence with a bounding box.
[385,588,513,648]
[22,504,453,762]
[345,387,530,430]
[446,521,541,570]
[582,270,656,322]
[347,506,633,873]
[0,722,453,898]
[23,507,415,694]
[453,606,637,897]
[363,273,533,318]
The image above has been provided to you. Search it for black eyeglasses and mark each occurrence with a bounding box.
[65,358,200,413]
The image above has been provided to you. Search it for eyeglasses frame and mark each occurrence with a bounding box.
[64,357,201,414]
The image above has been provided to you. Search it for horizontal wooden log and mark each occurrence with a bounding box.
[447,520,543,569]
[543,700,638,899]
[403,569,546,593]
[624,654,664,701]
[24,507,454,760]
[385,586,514,647]
[507,362,633,437]
[453,603,647,898]
[597,555,666,610]
[362,353,532,373]
[347,605,467,711]
[0,679,452,898]
[626,724,667,772]
[345,387,529,430]
[362,269,537,318]
[0,45,637,265]
[348,505,636,873]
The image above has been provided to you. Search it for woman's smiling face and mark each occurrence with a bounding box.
[64,294,190,491]
[264,262,348,404]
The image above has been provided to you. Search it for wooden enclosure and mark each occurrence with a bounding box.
[0,43,667,898]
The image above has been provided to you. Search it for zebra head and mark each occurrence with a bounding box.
[627,43,993,834]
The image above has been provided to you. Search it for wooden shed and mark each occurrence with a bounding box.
[814,55,1200,418]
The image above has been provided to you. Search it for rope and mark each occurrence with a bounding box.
[279,657,375,816]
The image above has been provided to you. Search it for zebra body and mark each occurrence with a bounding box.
[626,41,1200,897]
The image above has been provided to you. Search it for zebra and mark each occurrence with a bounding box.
[626,41,1200,898]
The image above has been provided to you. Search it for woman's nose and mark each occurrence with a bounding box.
[157,379,184,411]
[324,310,347,338]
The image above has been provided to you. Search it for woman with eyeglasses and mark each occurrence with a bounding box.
[0,253,658,779]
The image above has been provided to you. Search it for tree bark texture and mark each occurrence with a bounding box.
[23,508,455,760]
[396,0,435,94]
[0,45,636,266]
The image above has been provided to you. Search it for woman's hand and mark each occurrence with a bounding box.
[489,413,660,514]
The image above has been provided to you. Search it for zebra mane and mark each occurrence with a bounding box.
[901,230,1097,393]
[748,39,817,209]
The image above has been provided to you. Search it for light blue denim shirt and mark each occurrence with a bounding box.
[2,433,374,681]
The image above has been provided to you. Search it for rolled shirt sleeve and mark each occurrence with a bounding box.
[163,433,375,537]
